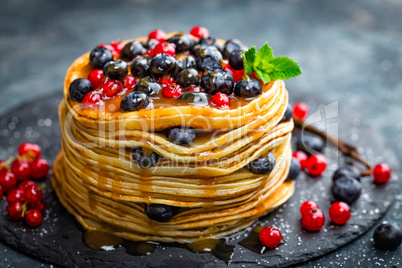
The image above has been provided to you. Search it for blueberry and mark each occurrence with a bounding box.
[228,50,244,70]
[373,223,402,251]
[120,91,151,112]
[176,68,200,89]
[69,78,94,102]
[296,135,325,156]
[196,46,223,71]
[331,176,361,204]
[145,204,178,222]
[201,69,235,95]
[168,128,196,146]
[120,41,146,61]
[191,43,210,58]
[134,76,161,96]
[177,54,196,70]
[103,60,128,80]
[166,33,195,53]
[288,157,301,180]
[149,53,178,77]
[333,166,361,182]
[234,77,262,98]
[131,57,150,78]
[247,153,276,175]
[280,105,293,122]
[177,92,209,106]
[198,37,223,52]
[132,146,160,169]
[89,47,113,69]
[222,39,246,59]
[141,39,159,50]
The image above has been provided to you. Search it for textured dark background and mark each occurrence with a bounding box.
[0,0,401,267]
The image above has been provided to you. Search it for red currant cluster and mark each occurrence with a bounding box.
[300,201,351,231]
[0,143,49,227]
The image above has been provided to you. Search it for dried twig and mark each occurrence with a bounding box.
[293,118,372,176]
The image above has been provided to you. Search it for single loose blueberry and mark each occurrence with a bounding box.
[120,41,146,61]
[134,76,162,96]
[373,223,402,251]
[120,91,151,112]
[247,153,276,175]
[296,135,325,156]
[288,157,301,180]
[168,128,196,146]
[103,60,128,80]
[333,166,361,182]
[228,50,244,70]
[90,47,113,69]
[234,77,262,98]
[331,176,361,204]
[69,78,94,102]
[281,105,293,122]
[145,204,178,222]
[132,146,160,169]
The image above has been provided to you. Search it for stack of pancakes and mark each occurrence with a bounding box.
[52,38,295,243]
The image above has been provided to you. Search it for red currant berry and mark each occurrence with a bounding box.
[148,29,167,42]
[110,40,125,55]
[259,226,282,248]
[0,172,17,192]
[17,180,37,191]
[153,41,176,56]
[211,92,230,109]
[82,91,103,106]
[300,200,319,216]
[159,76,175,85]
[224,66,244,83]
[24,185,43,206]
[87,69,104,89]
[11,158,31,181]
[124,75,137,90]
[0,160,8,174]
[292,151,308,170]
[189,26,210,38]
[162,83,183,98]
[18,143,41,159]
[302,208,325,231]
[7,202,24,220]
[306,154,327,176]
[29,199,46,213]
[293,102,309,120]
[329,201,351,225]
[100,80,124,97]
[7,189,25,204]
[188,86,201,92]
[373,163,392,184]
[98,43,117,56]
[29,159,49,179]
[26,209,43,227]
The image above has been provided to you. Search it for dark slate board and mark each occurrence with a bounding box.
[0,91,398,268]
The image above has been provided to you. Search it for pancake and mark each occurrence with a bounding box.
[52,31,296,243]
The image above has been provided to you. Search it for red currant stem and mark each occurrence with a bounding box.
[293,118,372,176]
[2,156,18,171]
[21,202,28,218]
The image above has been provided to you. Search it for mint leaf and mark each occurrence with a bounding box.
[243,46,256,75]
[254,69,271,84]
[256,42,274,63]
[269,56,302,81]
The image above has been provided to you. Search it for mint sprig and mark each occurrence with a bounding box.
[242,42,301,84]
